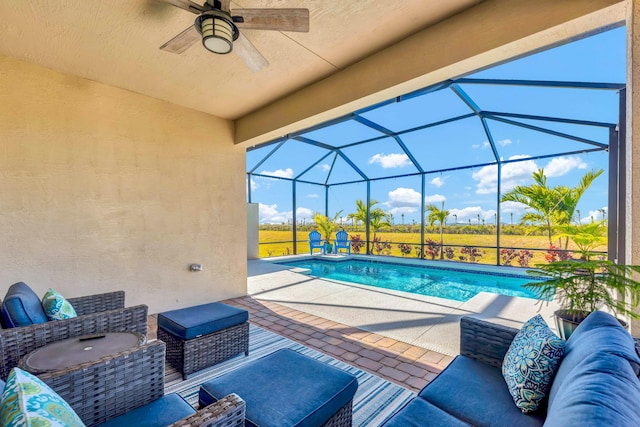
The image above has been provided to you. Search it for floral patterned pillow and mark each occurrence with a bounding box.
[42,288,77,321]
[502,314,566,413]
[0,368,85,427]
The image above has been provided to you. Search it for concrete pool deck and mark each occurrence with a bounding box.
[248,255,560,356]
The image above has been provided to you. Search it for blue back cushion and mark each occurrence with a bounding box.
[1,282,48,328]
[545,311,640,427]
[545,352,640,427]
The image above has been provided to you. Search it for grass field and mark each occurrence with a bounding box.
[258,230,607,267]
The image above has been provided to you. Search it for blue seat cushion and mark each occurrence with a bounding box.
[95,393,195,427]
[2,282,48,328]
[199,348,358,427]
[158,302,248,340]
[419,355,545,427]
[380,397,469,427]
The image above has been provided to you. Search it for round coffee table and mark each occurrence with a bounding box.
[19,332,144,374]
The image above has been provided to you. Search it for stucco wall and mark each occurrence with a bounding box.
[0,55,246,314]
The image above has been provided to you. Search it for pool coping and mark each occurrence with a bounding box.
[267,254,543,280]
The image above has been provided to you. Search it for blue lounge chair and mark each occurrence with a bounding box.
[334,230,351,254]
[309,231,325,254]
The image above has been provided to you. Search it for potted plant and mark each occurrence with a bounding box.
[313,212,341,254]
[525,222,640,339]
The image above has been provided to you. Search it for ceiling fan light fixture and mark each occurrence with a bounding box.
[195,11,238,55]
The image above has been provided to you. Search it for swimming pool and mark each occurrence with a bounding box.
[277,258,541,302]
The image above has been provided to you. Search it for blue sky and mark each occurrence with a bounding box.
[247,26,625,226]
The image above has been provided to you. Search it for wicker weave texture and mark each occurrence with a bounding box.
[0,302,148,380]
[459,316,519,368]
[159,322,249,379]
[170,393,246,427]
[321,399,353,427]
[36,340,166,426]
[68,290,125,316]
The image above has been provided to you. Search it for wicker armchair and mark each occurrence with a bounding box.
[32,339,245,426]
[0,290,148,380]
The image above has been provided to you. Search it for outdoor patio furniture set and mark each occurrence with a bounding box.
[1,281,638,426]
[0,283,358,426]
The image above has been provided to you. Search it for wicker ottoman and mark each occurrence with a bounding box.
[157,302,249,379]
[199,348,358,427]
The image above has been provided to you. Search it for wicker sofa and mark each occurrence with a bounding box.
[381,311,640,427]
[0,284,148,380]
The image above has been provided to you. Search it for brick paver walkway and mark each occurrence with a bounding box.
[149,296,453,393]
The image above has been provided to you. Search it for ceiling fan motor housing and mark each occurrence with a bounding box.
[195,10,239,54]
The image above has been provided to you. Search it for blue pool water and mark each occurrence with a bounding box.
[277,259,540,302]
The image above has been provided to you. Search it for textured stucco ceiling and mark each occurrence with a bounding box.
[0,0,483,120]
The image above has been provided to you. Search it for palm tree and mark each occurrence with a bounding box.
[313,211,343,244]
[501,168,603,247]
[552,169,604,247]
[348,199,391,252]
[347,199,375,229]
[426,202,449,259]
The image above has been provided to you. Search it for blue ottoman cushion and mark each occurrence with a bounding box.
[2,282,48,328]
[158,302,248,340]
[199,348,358,427]
[95,393,195,427]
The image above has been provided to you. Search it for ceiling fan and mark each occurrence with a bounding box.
[159,0,309,71]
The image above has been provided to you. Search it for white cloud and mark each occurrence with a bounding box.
[296,207,314,219]
[249,178,258,191]
[473,155,538,194]
[543,156,587,177]
[368,153,411,169]
[424,194,446,203]
[386,187,421,208]
[474,139,512,150]
[258,203,292,224]
[500,201,528,215]
[583,207,607,224]
[388,207,418,215]
[384,188,446,212]
[307,193,319,199]
[321,164,331,172]
[430,177,445,188]
[258,204,317,223]
[259,168,294,179]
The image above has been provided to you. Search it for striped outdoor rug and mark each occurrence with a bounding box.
[165,324,415,426]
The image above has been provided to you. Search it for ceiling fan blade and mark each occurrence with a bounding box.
[234,33,269,72]
[158,0,204,14]
[232,9,309,32]
[160,25,200,54]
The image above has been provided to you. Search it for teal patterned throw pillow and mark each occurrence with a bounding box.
[502,315,565,413]
[0,368,85,427]
[42,288,77,321]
